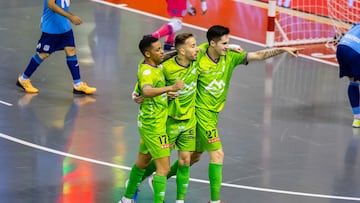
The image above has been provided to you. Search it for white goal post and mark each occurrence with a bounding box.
[265,0,360,47]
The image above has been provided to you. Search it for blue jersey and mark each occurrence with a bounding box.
[339,24,360,54]
[40,0,72,34]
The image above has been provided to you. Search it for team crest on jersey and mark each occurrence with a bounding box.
[205,80,225,95]
[179,81,196,96]
[43,45,50,52]
[142,69,151,76]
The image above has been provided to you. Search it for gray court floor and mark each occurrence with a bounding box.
[0,0,359,203]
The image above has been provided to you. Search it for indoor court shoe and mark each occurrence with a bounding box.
[118,197,136,203]
[352,118,360,128]
[73,82,96,95]
[16,75,39,93]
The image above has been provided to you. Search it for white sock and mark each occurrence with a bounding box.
[74,82,81,88]
[210,201,220,203]
[20,75,27,81]
[176,200,185,203]
[355,114,360,119]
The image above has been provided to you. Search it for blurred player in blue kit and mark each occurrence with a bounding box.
[17,0,96,95]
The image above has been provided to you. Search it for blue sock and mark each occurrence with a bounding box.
[66,55,81,83]
[348,82,360,115]
[23,54,43,78]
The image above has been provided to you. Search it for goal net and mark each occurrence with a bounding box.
[327,0,360,48]
[262,0,360,47]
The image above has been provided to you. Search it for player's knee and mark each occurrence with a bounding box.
[190,152,202,165]
[178,153,191,165]
[169,18,182,32]
[209,149,224,164]
[156,166,170,176]
[37,52,49,60]
[64,47,77,56]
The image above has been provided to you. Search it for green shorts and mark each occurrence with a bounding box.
[195,107,222,152]
[167,116,196,152]
[138,128,171,159]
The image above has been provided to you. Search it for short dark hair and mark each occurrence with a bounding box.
[138,35,159,56]
[175,33,194,49]
[206,25,230,43]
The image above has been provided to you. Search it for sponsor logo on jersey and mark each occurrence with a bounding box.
[208,137,220,143]
[205,79,225,95]
[161,143,174,149]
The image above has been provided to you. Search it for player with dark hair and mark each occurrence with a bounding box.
[336,23,360,127]
[119,36,183,203]
[189,25,301,203]
[16,0,96,94]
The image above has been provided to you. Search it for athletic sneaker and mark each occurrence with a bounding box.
[125,179,139,202]
[352,118,360,128]
[118,197,136,203]
[73,82,96,95]
[16,75,39,93]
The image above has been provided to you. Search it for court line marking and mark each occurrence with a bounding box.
[90,0,338,67]
[1,131,360,201]
[0,100,13,106]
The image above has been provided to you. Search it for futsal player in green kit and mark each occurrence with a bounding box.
[130,32,244,202]
[119,36,184,203]
[130,33,205,203]
[159,33,203,203]
[189,25,302,203]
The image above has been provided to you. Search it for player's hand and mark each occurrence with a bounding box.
[69,15,82,25]
[283,47,304,57]
[132,92,144,104]
[228,44,244,53]
[168,91,179,100]
[172,80,184,91]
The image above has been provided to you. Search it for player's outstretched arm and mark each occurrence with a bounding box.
[247,47,303,61]
[142,80,184,98]
[47,0,82,25]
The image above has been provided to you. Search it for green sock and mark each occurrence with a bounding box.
[208,163,222,201]
[167,160,179,178]
[124,165,145,199]
[153,174,167,203]
[141,160,156,181]
[176,164,190,200]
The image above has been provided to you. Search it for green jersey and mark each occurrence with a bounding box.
[196,43,247,112]
[162,50,204,120]
[137,59,168,133]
